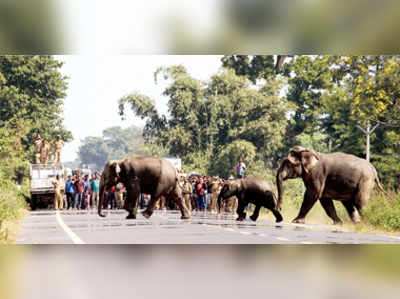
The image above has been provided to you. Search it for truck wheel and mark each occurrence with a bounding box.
[30,194,37,210]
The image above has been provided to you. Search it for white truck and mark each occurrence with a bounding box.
[29,163,65,210]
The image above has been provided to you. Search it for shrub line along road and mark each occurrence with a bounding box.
[16,210,400,244]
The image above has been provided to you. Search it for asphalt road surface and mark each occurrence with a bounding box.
[16,209,400,244]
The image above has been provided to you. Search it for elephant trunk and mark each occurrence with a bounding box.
[98,176,106,217]
[276,169,286,211]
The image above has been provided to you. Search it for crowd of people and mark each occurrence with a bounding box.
[53,173,101,210]
[52,157,247,214]
[155,158,247,214]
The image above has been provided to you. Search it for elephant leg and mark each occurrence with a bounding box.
[250,205,261,221]
[125,185,140,219]
[341,199,361,223]
[236,199,247,221]
[292,190,319,224]
[354,181,373,218]
[170,185,191,219]
[142,195,160,219]
[320,198,342,224]
[262,194,283,223]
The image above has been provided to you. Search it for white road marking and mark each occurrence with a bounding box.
[55,211,85,244]
[276,237,290,242]
[300,241,314,244]
[225,228,235,232]
[240,231,251,235]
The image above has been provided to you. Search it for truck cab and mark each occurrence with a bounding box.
[29,163,65,210]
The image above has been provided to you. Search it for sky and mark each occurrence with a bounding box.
[57,55,224,162]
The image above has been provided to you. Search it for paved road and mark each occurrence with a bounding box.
[16,209,400,244]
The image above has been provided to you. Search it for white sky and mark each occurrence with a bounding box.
[56,55,224,162]
[57,0,222,54]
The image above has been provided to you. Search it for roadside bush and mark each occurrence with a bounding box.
[363,193,400,231]
[0,178,28,244]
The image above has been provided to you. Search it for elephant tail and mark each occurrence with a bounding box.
[374,176,393,200]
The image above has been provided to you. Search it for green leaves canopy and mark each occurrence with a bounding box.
[119,65,292,175]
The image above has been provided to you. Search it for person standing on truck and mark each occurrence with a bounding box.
[65,175,74,210]
[40,140,51,165]
[51,135,64,163]
[33,134,43,164]
[52,175,64,210]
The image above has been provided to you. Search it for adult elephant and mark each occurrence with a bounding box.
[218,178,283,222]
[276,146,387,224]
[98,157,190,219]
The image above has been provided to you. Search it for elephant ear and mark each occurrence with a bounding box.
[110,160,121,178]
[300,151,320,174]
[233,180,242,192]
[287,151,301,165]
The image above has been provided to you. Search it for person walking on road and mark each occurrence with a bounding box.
[52,175,63,210]
[65,175,75,210]
[90,173,100,208]
[196,178,206,211]
[210,176,221,214]
[82,175,91,210]
[182,179,193,211]
[109,185,116,210]
[235,158,246,179]
[74,176,85,210]
[115,182,124,209]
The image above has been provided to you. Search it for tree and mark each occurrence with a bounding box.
[0,55,72,161]
[119,65,293,175]
[221,55,281,83]
[77,125,148,170]
[212,140,256,178]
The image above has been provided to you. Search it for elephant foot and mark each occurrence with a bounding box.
[142,210,153,219]
[272,210,283,223]
[292,218,305,224]
[333,219,343,225]
[249,214,258,222]
[351,212,361,223]
[126,213,136,220]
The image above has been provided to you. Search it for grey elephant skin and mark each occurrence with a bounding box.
[276,146,387,224]
[98,156,190,219]
[218,178,283,222]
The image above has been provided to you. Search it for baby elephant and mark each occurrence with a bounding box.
[218,178,283,222]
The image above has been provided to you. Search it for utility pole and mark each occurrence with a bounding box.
[327,137,341,153]
[357,120,379,162]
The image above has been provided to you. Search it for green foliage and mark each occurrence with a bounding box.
[363,194,400,231]
[221,55,277,83]
[0,56,71,242]
[0,55,72,161]
[78,125,149,170]
[119,66,292,177]
[223,55,400,188]
[212,140,256,178]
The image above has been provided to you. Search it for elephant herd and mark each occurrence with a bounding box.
[98,146,388,225]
